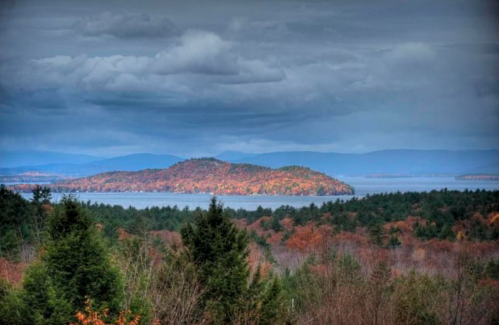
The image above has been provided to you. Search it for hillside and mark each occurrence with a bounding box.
[10,158,354,196]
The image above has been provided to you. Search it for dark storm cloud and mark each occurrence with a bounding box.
[0,0,498,156]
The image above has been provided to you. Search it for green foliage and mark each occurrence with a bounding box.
[369,223,385,246]
[181,197,250,323]
[31,185,52,205]
[0,278,28,325]
[22,262,74,325]
[387,234,401,249]
[486,259,499,280]
[394,271,443,325]
[0,185,34,258]
[22,196,124,324]
[180,197,284,324]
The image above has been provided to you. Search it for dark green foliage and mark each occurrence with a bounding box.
[31,185,52,205]
[181,197,250,323]
[369,223,385,246]
[486,259,499,280]
[0,278,28,325]
[0,185,33,258]
[22,196,124,324]
[387,234,401,249]
[238,266,286,325]
[180,197,284,324]
[0,185,53,259]
[22,262,73,325]
[83,201,196,234]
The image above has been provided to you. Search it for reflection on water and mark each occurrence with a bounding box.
[15,177,499,210]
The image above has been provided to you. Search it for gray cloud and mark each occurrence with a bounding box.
[73,12,179,39]
[0,0,498,157]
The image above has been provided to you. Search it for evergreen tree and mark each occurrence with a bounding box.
[369,223,385,246]
[31,186,52,244]
[181,197,249,324]
[387,235,402,249]
[31,185,52,205]
[22,196,123,324]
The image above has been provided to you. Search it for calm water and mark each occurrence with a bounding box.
[16,177,499,210]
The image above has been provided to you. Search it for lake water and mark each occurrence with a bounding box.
[16,177,499,210]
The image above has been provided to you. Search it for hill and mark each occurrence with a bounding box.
[10,158,354,196]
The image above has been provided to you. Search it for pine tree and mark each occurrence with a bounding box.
[369,223,385,246]
[181,197,249,324]
[387,234,401,249]
[22,196,123,324]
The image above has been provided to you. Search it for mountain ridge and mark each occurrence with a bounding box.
[227,149,499,175]
[1,149,498,178]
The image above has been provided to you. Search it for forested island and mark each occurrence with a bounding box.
[1,185,498,324]
[9,158,354,196]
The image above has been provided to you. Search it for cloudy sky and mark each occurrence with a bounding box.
[0,0,498,158]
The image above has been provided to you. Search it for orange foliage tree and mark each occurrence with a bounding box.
[70,298,151,325]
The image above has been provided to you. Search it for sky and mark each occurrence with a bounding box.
[0,0,498,158]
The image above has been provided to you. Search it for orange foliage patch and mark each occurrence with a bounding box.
[280,217,294,231]
[286,223,333,253]
[267,232,284,245]
[0,258,26,284]
[232,218,248,229]
[489,212,499,225]
[384,216,425,233]
[117,227,131,241]
[247,242,272,277]
[149,230,182,248]
[70,298,147,325]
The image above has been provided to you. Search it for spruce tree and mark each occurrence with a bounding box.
[22,196,123,324]
[181,197,249,323]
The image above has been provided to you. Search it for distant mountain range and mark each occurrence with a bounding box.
[0,151,98,168]
[220,150,499,176]
[0,153,183,177]
[10,158,354,196]
[1,149,498,179]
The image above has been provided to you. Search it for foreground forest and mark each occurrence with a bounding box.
[1,185,499,324]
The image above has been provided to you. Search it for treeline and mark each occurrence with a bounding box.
[89,189,499,242]
[2,187,498,260]
[77,188,499,242]
[230,189,499,241]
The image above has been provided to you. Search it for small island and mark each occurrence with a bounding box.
[456,174,499,181]
[9,158,354,196]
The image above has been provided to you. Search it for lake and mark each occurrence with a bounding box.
[16,177,499,210]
